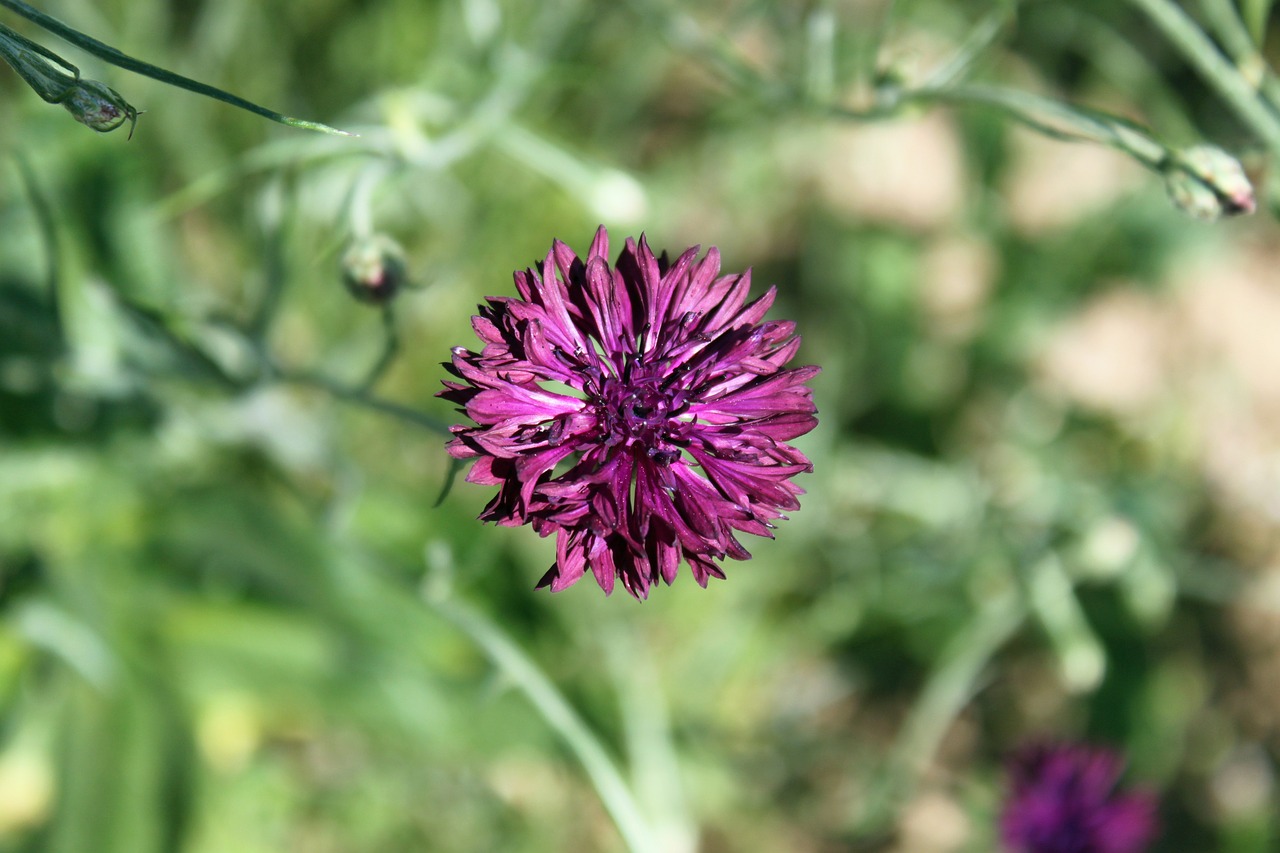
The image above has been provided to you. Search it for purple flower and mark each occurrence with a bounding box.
[1001,742,1158,853]
[439,226,818,599]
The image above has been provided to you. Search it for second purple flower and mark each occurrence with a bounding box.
[1001,742,1158,853]
[440,226,819,599]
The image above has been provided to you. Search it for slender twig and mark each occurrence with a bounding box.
[360,305,399,390]
[607,631,696,853]
[929,84,1169,166]
[249,184,293,343]
[276,368,450,436]
[921,6,1014,90]
[859,588,1025,830]
[0,0,352,135]
[1125,0,1280,155]
[12,153,62,337]
[1241,0,1275,44]
[425,591,660,853]
[828,82,1170,169]
[803,4,836,106]
[1198,0,1280,112]
[630,0,791,103]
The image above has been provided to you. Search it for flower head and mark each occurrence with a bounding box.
[439,227,818,599]
[1001,742,1158,853]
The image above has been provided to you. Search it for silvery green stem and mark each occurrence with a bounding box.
[1198,0,1280,112]
[1125,0,1280,156]
[360,306,399,390]
[830,82,1170,170]
[1241,0,1275,43]
[425,590,661,853]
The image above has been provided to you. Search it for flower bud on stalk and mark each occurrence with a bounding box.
[340,235,408,305]
[0,24,139,138]
[1163,145,1255,221]
[60,78,140,138]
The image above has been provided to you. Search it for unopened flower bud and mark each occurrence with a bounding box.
[341,235,407,305]
[61,79,140,138]
[1163,145,1255,221]
[0,29,138,138]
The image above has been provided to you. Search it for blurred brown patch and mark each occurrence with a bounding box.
[1003,132,1145,235]
[815,114,966,230]
[1036,238,1280,741]
[1037,285,1171,416]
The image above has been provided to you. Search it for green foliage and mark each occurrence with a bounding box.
[1,1,1279,852]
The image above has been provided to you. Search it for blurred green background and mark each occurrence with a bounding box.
[2,1,1279,851]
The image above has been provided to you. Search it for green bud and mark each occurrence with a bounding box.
[341,235,407,305]
[1163,145,1255,221]
[60,78,141,138]
[0,26,139,138]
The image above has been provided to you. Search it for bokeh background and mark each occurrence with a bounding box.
[2,0,1280,850]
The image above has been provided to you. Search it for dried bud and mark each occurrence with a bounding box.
[341,235,407,305]
[1163,145,1255,221]
[61,78,140,138]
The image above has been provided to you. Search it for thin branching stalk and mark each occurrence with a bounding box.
[274,368,450,436]
[1198,0,1280,111]
[424,590,661,853]
[828,82,1170,170]
[12,153,62,336]
[360,306,399,390]
[860,588,1025,830]
[1126,0,1280,155]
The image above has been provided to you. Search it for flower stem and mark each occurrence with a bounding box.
[11,153,62,334]
[1125,0,1280,155]
[273,367,450,436]
[859,587,1024,831]
[0,0,352,135]
[829,82,1170,170]
[1197,0,1280,111]
[425,590,660,853]
[360,305,399,390]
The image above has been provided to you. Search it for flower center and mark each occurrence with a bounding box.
[594,370,684,464]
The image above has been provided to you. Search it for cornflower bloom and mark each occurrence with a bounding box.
[1001,742,1158,853]
[439,227,818,599]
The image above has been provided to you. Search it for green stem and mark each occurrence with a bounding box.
[360,306,399,390]
[829,82,1170,170]
[1125,0,1280,155]
[0,0,351,135]
[12,153,62,337]
[1241,0,1274,44]
[274,368,449,436]
[1198,0,1280,111]
[860,588,1024,830]
[607,631,695,853]
[426,592,660,853]
[921,6,1013,90]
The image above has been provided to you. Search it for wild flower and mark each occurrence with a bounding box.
[440,227,818,598]
[1001,742,1158,853]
